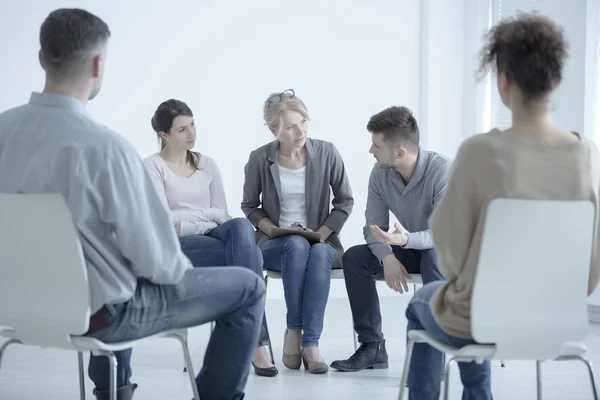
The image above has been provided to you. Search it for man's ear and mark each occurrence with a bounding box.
[91,54,103,78]
[396,146,406,160]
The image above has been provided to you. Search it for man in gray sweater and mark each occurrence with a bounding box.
[331,106,449,372]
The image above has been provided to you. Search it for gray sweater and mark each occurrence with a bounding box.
[364,149,450,261]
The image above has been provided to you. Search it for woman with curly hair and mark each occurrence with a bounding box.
[398,12,600,399]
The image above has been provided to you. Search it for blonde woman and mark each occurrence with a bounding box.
[242,89,354,373]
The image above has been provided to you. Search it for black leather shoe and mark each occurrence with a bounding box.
[252,361,279,377]
[93,383,138,400]
[330,340,388,372]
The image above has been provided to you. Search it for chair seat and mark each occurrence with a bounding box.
[266,269,423,284]
[408,330,497,360]
[408,330,588,361]
[266,269,345,279]
[1,328,187,352]
[375,273,423,285]
[558,342,587,357]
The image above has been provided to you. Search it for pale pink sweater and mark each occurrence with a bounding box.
[144,153,228,237]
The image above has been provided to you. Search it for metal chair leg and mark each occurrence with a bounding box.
[575,356,599,400]
[535,360,543,400]
[78,351,86,400]
[267,340,275,364]
[397,338,416,400]
[442,357,456,400]
[108,352,117,400]
[555,354,599,400]
[182,328,190,372]
[0,339,19,373]
[93,350,117,400]
[261,272,275,363]
[174,334,201,400]
[441,353,446,382]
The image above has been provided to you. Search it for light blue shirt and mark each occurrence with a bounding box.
[0,93,190,313]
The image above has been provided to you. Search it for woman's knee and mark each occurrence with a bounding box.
[281,235,311,255]
[227,217,255,237]
[309,243,336,269]
[411,281,445,305]
[406,281,446,323]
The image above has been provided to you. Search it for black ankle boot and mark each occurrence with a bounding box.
[93,383,138,400]
[330,340,388,372]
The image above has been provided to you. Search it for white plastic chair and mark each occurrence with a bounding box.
[398,199,599,400]
[0,193,200,400]
[264,269,422,351]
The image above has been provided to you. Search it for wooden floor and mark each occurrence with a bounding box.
[1,294,598,399]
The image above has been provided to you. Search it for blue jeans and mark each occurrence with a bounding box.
[87,267,265,400]
[261,235,336,347]
[179,218,269,346]
[406,281,492,400]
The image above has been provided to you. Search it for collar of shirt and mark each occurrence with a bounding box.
[29,92,92,119]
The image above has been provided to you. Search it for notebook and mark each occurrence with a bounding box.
[270,227,322,243]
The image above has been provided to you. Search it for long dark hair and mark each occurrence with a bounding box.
[151,99,199,170]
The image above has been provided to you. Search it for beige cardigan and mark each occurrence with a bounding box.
[429,129,600,339]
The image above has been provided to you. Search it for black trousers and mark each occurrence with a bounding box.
[342,244,444,344]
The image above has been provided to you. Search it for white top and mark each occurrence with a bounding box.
[144,153,228,237]
[0,92,190,313]
[278,165,307,228]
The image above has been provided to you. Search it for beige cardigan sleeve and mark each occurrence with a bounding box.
[588,142,600,296]
[428,137,487,279]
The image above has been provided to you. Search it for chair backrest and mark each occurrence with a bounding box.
[0,193,90,348]
[471,198,595,360]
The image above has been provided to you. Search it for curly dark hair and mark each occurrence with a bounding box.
[478,11,568,101]
[366,106,419,151]
[40,9,110,80]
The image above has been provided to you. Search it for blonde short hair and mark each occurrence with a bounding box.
[263,92,310,130]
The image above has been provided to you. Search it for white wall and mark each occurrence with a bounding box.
[490,0,590,134]
[3,1,599,308]
[420,0,492,160]
[420,0,466,158]
[0,0,421,299]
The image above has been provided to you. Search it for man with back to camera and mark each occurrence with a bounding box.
[0,8,264,400]
[330,106,450,372]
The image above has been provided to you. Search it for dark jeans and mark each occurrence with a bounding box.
[407,281,492,400]
[261,235,336,347]
[179,217,269,346]
[87,267,265,400]
[342,244,444,343]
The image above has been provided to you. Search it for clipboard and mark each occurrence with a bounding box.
[270,227,322,243]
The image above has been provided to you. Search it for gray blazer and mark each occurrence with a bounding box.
[241,138,354,268]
